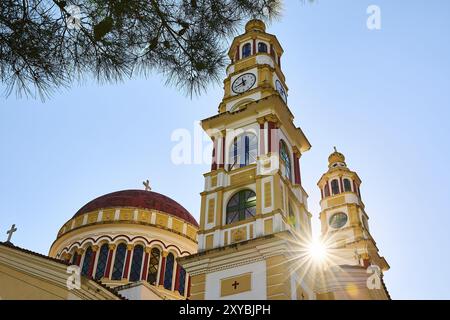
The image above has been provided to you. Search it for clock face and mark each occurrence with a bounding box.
[275,80,287,103]
[232,73,256,94]
[329,212,348,229]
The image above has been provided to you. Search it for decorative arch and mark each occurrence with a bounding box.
[230,98,255,112]
[56,234,193,261]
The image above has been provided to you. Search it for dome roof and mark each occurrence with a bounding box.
[328,147,346,168]
[245,19,266,33]
[73,190,198,227]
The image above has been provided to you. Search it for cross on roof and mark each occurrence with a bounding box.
[232,281,239,290]
[6,224,17,243]
[143,179,151,191]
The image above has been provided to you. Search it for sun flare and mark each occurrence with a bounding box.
[308,238,328,262]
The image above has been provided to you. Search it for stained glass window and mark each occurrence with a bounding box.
[147,248,160,285]
[111,243,127,280]
[178,267,187,296]
[94,244,109,280]
[129,245,144,282]
[226,190,256,224]
[164,253,175,290]
[81,246,93,276]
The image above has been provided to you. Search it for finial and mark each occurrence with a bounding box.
[6,224,17,243]
[143,179,151,191]
[333,146,337,153]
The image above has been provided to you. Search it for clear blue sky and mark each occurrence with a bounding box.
[1,1,449,299]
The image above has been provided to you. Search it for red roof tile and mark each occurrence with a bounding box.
[73,190,198,227]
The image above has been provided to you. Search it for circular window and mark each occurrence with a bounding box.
[329,212,348,229]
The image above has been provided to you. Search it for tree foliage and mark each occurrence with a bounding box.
[0,0,282,99]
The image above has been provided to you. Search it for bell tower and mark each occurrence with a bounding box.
[178,20,315,300]
[315,148,390,299]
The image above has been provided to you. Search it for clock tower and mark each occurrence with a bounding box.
[315,148,390,299]
[178,19,315,300]
[220,19,288,113]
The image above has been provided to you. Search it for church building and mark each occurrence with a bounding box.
[0,20,389,300]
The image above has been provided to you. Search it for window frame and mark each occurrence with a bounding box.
[258,42,268,53]
[279,140,292,181]
[228,133,257,171]
[111,243,127,280]
[331,179,340,195]
[343,178,352,192]
[147,247,161,285]
[242,43,252,58]
[226,189,257,224]
[94,243,109,280]
[81,246,93,276]
[129,245,144,282]
[163,252,175,290]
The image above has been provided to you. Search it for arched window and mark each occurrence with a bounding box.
[178,267,187,296]
[164,253,175,290]
[129,245,144,282]
[324,184,330,197]
[226,190,256,224]
[343,179,352,192]
[258,42,268,53]
[111,243,127,280]
[288,202,296,227]
[280,140,292,181]
[228,133,257,171]
[71,250,79,265]
[242,43,252,58]
[95,244,109,280]
[81,246,93,276]
[331,179,340,195]
[147,248,161,285]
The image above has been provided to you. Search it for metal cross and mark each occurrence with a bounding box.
[6,224,17,243]
[143,179,151,191]
[232,281,239,290]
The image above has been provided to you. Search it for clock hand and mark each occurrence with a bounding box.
[236,79,247,88]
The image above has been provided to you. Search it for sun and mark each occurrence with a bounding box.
[307,237,328,262]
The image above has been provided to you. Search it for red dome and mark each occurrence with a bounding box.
[73,190,198,227]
